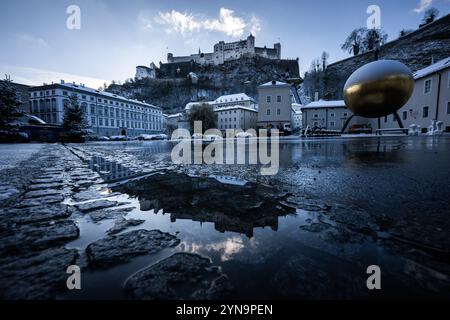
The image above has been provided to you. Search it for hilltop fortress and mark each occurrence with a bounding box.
[136,35,283,80]
[167,34,281,66]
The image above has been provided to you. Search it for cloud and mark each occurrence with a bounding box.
[154,8,261,38]
[413,0,433,13]
[138,12,153,30]
[17,33,49,48]
[0,65,108,89]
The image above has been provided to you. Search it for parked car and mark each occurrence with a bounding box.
[98,136,110,141]
[348,124,372,134]
[236,132,255,138]
[109,135,128,141]
[203,134,222,141]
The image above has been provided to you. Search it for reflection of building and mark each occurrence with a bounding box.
[168,34,281,66]
[29,81,163,136]
[114,172,294,238]
[257,81,292,129]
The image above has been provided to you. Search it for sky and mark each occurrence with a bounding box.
[0,0,449,89]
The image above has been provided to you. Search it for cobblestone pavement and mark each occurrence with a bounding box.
[1,139,449,300]
[0,143,227,299]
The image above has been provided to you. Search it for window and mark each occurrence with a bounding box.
[424,79,432,94]
[384,116,387,123]
[330,113,335,117]
[343,112,348,117]
[447,102,450,115]
[403,111,407,120]
[63,91,68,96]
[313,113,318,118]
[266,96,271,103]
[423,106,429,118]
[330,121,335,127]
[266,109,271,115]
[313,121,318,126]
[277,109,281,115]
[277,95,282,103]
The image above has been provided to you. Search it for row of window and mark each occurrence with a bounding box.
[423,74,450,94]
[266,109,283,116]
[31,91,161,114]
[385,102,450,122]
[91,118,160,130]
[266,95,283,103]
[312,112,348,118]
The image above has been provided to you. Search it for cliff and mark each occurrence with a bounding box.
[107,56,300,113]
[306,14,450,100]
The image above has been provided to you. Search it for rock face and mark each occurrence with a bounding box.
[107,56,300,112]
[86,229,180,268]
[305,14,450,100]
[125,253,231,300]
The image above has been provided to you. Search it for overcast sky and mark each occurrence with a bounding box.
[0,0,448,88]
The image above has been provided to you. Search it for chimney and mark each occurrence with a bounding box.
[60,80,65,84]
[314,92,319,101]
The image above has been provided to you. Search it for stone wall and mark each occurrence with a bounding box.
[324,14,450,100]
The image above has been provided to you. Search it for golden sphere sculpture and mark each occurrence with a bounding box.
[343,60,414,118]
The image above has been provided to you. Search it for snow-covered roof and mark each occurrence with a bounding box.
[165,113,183,118]
[413,57,450,80]
[302,100,346,109]
[184,101,213,110]
[292,103,303,111]
[214,105,257,113]
[213,93,255,104]
[259,81,290,87]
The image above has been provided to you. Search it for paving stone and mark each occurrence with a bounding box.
[86,229,180,268]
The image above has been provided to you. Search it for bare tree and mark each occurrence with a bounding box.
[321,52,329,71]
[423,7,439,24]
[341,28,365,56]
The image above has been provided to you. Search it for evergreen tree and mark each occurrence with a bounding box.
[62,94,88,138]
[188,103,217,132]
[0,77,23,131]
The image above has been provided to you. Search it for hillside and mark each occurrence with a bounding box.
[304,13,450,100]
[106,56,300,113]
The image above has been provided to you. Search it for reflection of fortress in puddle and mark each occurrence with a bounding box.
[114,172,295,238]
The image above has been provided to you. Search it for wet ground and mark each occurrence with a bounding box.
[1,136,449,299]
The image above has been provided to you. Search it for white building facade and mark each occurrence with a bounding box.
[29,81,163,136]
[215,105,258,132]
[375,57,450,132]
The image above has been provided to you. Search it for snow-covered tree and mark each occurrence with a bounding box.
[0,77,23,130]
[423,7,439,24]
[363,29,388,52]
[341,28,388,56]
[341,28,365,56]
[62,94,88,138]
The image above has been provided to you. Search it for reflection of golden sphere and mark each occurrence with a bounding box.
[343,60,414,118]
